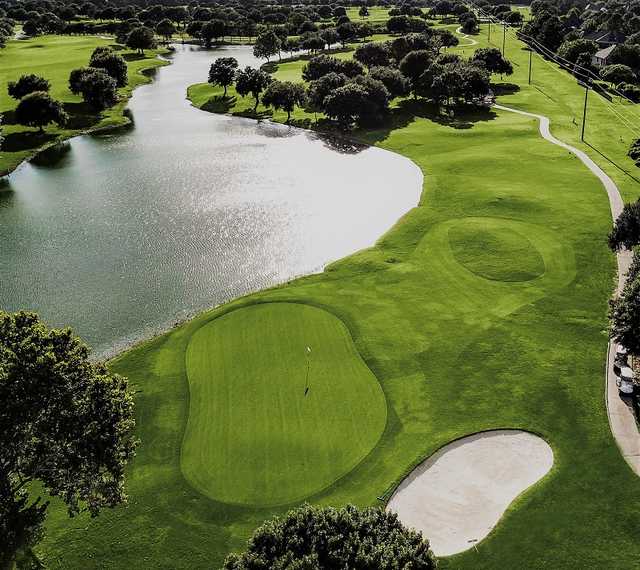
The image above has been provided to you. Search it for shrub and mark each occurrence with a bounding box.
[223,504,436,570]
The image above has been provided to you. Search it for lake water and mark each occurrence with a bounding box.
[0,44,421,357]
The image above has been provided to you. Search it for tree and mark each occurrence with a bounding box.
[354,42,391,68]
[324,82,370,128]
[223,504,436,569]
[235,66,273,111]
[609,200,640,251]
[0,311,137,568]
[22,19,39,36]
[399,50,433,95]
[15,92,67,132]
[460,13,479,34]
[307,72,347,111]
[69,67,97,95]
[471,47,513,75]
[320,27,339,49]
[156,18,175,43]
[610,272,640,355]
[126,26,156,54]
[253,29,281,61]
[301,34,325,54]
[337,22,356,46]
[303,54,346,80]
[208,57,239,97]
[7,74,50,100]
[359,6,369,19]
[89,49,128,87]
[387,15,411,34]
[262,80,307,122]
[557,39,598,64]
[201,20,226,48]
[600,64,636,85]
[369,65,411,99]
[388,33,431,62]
[70,68,118,111]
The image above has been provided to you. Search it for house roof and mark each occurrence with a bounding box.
[583,29,625,44]
[594,44,616,59]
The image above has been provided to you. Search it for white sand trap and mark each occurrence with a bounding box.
[387,430,553,557]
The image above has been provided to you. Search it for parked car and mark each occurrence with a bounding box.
[617,366,635,396]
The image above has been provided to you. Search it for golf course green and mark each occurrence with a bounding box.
[182,303,387,506]
[36,17,640,570]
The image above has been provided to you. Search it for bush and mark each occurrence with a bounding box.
[7,74,50,100]
[618,82,640,102]
[600,64,636,85]
[223,504,436,570]
[89,48,128,87]
[15,92,67,132]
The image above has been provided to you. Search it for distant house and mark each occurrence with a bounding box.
[592,44,616,66]
[583,29,625,47]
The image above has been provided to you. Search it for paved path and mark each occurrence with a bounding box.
[456,27,479,46]
[494,103,640,475]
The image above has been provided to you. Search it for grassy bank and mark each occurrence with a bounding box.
[37,24,640,570]
[0,35,168,176]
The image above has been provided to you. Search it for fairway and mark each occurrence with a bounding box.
[182,303,387,506]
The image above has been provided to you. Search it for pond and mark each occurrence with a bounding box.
[0,44,421,357]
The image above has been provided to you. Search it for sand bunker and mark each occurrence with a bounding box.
[387,430,553,557]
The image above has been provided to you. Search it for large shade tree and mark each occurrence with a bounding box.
[261,80,307,122]
[7,74,50,100]
[0,312,137,568]
[235,66,273,111]
[14,92,67,133]
[208,57,239,98]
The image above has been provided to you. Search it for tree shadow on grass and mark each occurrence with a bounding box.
[201,94,237,114]
[62,101,101,130]
[1,130,57,153]
[492,82,521,96]
[359,99,498,145]
[121,52,146,62]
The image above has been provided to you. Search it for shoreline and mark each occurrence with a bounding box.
[0,45,170,179]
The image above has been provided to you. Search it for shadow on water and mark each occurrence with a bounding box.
[30,141,73,169]
[314,132,369,155]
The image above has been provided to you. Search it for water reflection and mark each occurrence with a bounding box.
[1,44,421,357]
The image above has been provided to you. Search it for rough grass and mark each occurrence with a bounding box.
[182,302,387,507]
[0,35,168,175]
[39,22,640,570]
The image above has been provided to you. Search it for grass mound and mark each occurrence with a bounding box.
[182,303,387,506]
[448,221,545,281]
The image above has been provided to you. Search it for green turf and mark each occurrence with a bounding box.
[0,35,167,176]
[448,219,546,281]
[39,21,640,570]
[182,303,387,506]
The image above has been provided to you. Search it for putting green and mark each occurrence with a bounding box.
[448,223,545,282]
[182,302,387,506]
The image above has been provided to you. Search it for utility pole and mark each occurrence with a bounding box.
[581,83,589,142]
[502,23,506,56]
[488,19,491,42]
[528,48,532,84]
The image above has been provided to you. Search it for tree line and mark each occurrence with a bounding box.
[207,33,511,129]
[520,0,640,101]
